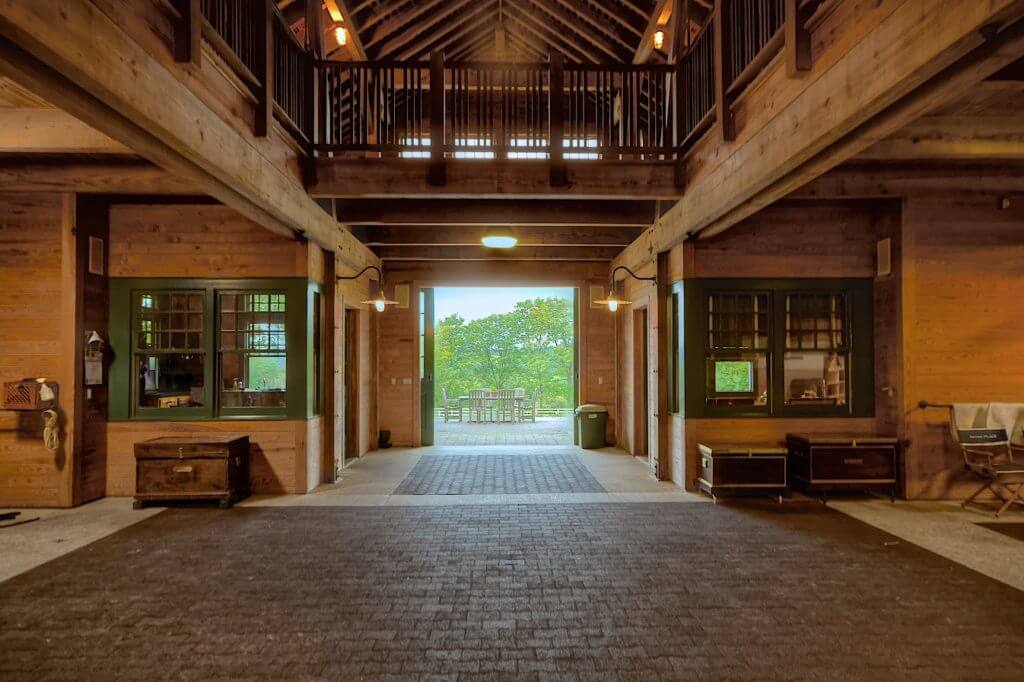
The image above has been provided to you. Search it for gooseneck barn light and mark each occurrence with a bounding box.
[592,266,657,312]
[338,265,398,312]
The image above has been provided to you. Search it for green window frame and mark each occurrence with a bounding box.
[667,286,681,414]
[109,278,320,421]
[682,278,874,419]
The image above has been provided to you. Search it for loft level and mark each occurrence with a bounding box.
[182,0,803,188]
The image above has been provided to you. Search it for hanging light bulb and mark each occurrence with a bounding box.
[374,299,386,313]
[593,288,630,312]
[335,26,348,47]
[340,266,398,313]
[653,30,665,51]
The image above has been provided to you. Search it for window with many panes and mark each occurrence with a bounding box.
[218,291,288,412]
[112,279,321,421]
[682,279,873,418]
[133,291,206,415]
[705,292,770,410]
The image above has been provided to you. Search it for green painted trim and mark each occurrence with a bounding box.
[419,288,435,446]
[108,278,314,421]
[681,278,875,420]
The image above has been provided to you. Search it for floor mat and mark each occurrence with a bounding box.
[978,522,1024,541]
[393,453,605,494]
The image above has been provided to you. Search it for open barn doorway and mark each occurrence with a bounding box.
[422,287,578,447]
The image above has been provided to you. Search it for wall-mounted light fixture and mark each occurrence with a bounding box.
[338,265,397,312]
[481,235,517,249]
[334,26,348,46]
[592,265,657,312]
[653,30,665,51]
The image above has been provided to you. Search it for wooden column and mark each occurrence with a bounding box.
[173,0,201,66]
[654,250,671,481]
[713,0,735,141]
[785,0,812,76]
[254,0,274,137]
[549,53,567,187]
[428,51,446,186]
[305,0,324,187]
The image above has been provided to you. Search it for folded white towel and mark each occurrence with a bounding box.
[950,403,989,441]
[989,403,1024,446]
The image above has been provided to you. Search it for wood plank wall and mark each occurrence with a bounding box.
[901,195,1024,499]
[378,261,617,447]
[617,200,901,488]
[0,192,75,507]
[105,203,377,495]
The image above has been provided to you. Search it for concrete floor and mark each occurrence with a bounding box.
[435,416,572,446]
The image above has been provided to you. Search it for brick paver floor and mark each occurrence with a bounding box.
[393,454,605,495]
[436,416,572,446]
[3,502,1024,680]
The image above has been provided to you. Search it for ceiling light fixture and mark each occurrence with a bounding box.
[481,235,517,249]
[338,265,398,313]
[653,30,665,51]
[593,265,656,312]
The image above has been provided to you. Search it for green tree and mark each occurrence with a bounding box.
[434,297,574,410]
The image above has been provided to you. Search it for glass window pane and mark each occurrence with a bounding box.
[784,351,847,406]
[136,353,204,409]
[705,353,769,407]
[218,290,288,409]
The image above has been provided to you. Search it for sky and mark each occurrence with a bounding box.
[434,287,573,323]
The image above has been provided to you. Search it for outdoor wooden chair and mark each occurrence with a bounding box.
[951,404,1024,516]
[496,389,517,422]
[441,388,461,423]
[520,393,537,422]
[468,389,492,423]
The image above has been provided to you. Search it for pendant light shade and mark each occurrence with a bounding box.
[339,266,398,313]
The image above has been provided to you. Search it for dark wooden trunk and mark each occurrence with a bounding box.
[134,435,250,509]
[697,444,788,500]
[786,434,899,500]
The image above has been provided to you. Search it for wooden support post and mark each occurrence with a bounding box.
[303,1,321,189]
[428,51,446,186]
[173,0,201,66]
[785,0,812,76]
[549,53,567,187]
[254,0,274,138]
[713,0,735,141]
[655,250,671,482]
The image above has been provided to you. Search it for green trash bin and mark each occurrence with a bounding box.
[575,404,608,449]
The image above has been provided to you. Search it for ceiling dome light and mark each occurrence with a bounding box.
[481,235,517,249]
[653,30,665,51]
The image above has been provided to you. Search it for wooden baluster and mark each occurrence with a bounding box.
[253,0,272,137]
[173,0,201,66]
[785,0,812,76]
[714,1,736,141]
[428,51,445,185]
[550,54,566,186]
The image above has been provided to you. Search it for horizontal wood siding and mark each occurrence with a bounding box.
[901,195,1024,499]
[0,192,71,507]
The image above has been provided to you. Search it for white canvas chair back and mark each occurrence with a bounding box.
[949,403,989,442]
[989,403,1024,448]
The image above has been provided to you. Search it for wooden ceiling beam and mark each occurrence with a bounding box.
[522,0,628,61]
[0,157,197,194]
[857,115,1024,160]
[353,224,644,245]
[373,244,623,261]
[614,0,1024,271]
[447,26,500,62]
[634,0,672,64]
[0,108,131,153]
[359,0,416,32]
[311,158,684,199]
[792,160,1024,198]
[583,0,644,38]
[548,0,635,51]
[505,32,549,61]
[422,13,498,60]
[336,199,657,226]
[327,0,367,59]
[395,1,497,60]
[0,0,377,270]
[374,0,478,59]
[503,4,596,62]
[364,0,449,49]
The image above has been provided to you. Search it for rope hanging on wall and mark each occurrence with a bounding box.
[41,409,60,453]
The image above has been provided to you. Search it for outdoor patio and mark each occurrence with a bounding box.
[435,415,573,446]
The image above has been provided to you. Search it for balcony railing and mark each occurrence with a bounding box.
[175,0,814,182]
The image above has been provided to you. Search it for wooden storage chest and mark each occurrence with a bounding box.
[134,435,250,509]
[697,443,788,502]
[785,433,899,502]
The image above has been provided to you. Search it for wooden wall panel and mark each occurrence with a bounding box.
[617,200,901,490]
[106,421,309,495]
[0,192,71,507]
[109,204,306,278]
[901,195,1024,499]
